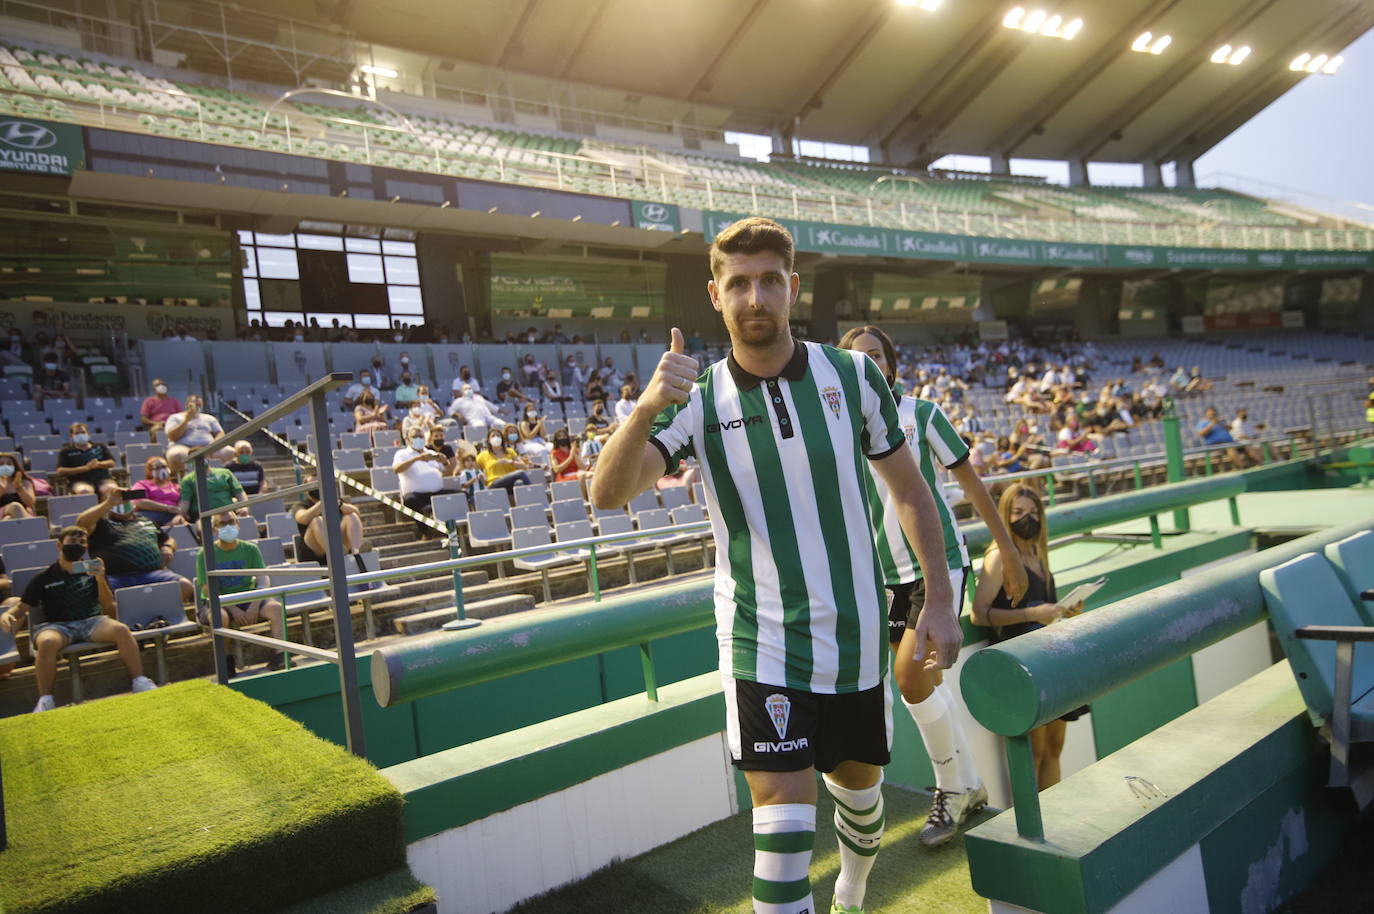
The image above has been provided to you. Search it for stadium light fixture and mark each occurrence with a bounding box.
[1292,53,1343,74]
[1150,35,1171,54]
[1229,46,1251,65]
[1132,32,1152,52]
[360,64,398,78]
[1210,44,1250,65]
[1210,45,1231,63]
[1322,55,1343,74]
[1002,8,1081,40]
[1134,32,1171,54]
[1003,7,1024,28]
[897,0,942,9]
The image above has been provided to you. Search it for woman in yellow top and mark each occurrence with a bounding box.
[475,424,535,495]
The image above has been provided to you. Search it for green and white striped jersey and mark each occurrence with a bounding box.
[867,397,971,587]
[650,341,906,694]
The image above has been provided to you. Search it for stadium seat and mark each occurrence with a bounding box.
[509,503,548,531]
[2,539,58,570]
[473,490,510,513]
[512,525,582,603]
[465,509,511,552]
[549,499,589,526]
[1323,532,1374,625]
[113,580,198,683]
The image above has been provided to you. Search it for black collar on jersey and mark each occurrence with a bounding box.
[726,338,808,390]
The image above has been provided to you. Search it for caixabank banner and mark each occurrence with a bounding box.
[0,117,84,176]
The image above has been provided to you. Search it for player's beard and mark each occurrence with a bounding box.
[725,308,785,349]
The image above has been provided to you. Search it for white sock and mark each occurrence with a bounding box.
[823,774,884,910]
[938,681,982,790]
[904,689,960,793]
[752,803,815,914]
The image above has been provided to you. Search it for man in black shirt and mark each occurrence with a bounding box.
[226,441,267,496]
[56,422,117,498]
[32,353,70,408]
[77,487,194,601]
[0,526,157,712]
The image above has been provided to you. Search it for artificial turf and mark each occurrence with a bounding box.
[508,783,993,914]
[275,868,436,914]
[0,680,414,914]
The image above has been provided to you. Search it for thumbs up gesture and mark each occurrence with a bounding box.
[641,327,700,415]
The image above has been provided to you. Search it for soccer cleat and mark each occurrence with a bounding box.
[920,782,988,846]
[830,903,865,914]
[131,675,158,693]
[33,694,56,713]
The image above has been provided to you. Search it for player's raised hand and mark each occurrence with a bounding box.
[640,327,699,415]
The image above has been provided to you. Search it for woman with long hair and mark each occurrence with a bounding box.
[970,483,1084,790]
[0,452,36,519]
[839,325,1027,846]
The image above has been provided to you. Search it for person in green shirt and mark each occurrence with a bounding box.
[195,517,287,672]
[179,457,248,524]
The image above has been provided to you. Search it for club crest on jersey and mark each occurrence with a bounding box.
[764,693,791,739]
[820,386,842,418]
[903,424,917,446]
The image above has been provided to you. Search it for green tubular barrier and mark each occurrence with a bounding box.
[961,516,1374,737]
[372,580,714,707]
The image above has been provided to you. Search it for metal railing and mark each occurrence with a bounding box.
[187,371,369,757]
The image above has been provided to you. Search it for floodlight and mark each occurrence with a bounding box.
[1040,14,1062,37]
[1132,32,1153,52]
[1229,46,1250,65]
[1004,7,1025,28]
[1306,54,1328,72]
[1150,35,1171,54]
[1211,45,1232,63]
[360,65,397,78]
[1023,9,1046,31]
[919,0,942,9]
[1290,53,1311,71]
[1062,18,1082,39]
[1322,55,1343,74]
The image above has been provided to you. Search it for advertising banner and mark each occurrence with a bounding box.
[0,117,84,176]
[703,211,1373,272]
[632,200,681,232]
[0,301,235,340]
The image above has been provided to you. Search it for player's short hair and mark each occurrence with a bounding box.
[709,216,795,279]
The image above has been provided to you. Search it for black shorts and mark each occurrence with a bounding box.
[723,674,892,774]
[887,567,969,643]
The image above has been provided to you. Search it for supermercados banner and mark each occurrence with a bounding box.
[0,301,235,340]
[703,211,1374,271]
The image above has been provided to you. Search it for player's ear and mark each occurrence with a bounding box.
[707,279,722,313]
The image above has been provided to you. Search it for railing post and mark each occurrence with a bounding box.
[1228,496,1242,527]
[1203,451,1213,476]
[1161,398,1190,531]
[443,519,479,631]
[1086,467,1098,499]
[589,543,601,602]
[640,641,658,701]
[1,754,7,851]
[310,392,367,759]
[1132,460,1143,489]
[1005,734,1044,840]
[1045,473,1056,507]
[1148,514,1163,549]
[195,454,232,686]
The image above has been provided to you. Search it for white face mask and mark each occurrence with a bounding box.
[489,437,502,449]
[294,334,305,342]
[400,356,409,365]
[0,464,14,478]
[501,372,510,380]
[410,437,426,450]
[410,406,422,416]
[155,384,167,395]
[393,334,403,342]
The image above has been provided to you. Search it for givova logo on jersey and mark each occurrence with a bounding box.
[755,693,809,753]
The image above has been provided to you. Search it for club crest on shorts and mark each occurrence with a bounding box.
[821,386,842,418]
[764,693,791,740]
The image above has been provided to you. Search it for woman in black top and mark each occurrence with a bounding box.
[970,482,1084,790]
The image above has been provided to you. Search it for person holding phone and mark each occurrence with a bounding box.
[0,526,157,712]
[77,487,194,602]
[970,483,1085,790]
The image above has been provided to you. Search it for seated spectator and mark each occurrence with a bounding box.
[455,453,485,506]
[520,354,543,387]
[32,351,70,408]
[613,384,638,423]
[1054,417,1098,455]
[584,373,608,407]
[476,430,534,495]
[76,488,193,602]
[140,379,181,442]
[1,526,157,711]
[585,399,612,434]
[400,400,438,441]
[367,355,391,390]
[446,385,501,430]
[129,456,186,528]
[0,452,37,519]
[343,370,379,409]
[227,441,267,497]
[352,391,390,436]
[598,357,622,390]
[496,367,534,407]
[579,427,605,468]
[393,351,418,389]
[550,429,586,484]
[1229,409,1265,466]
[0,328,29,367]
[541,369,568,407]
[1168,366,1191,396]
[450,365,481,398]
[179,459,248,525]
[195,517,287,673]
[517,407,549,463]
[165,395,224,478]
[425,426,458,476]
[1195,406,1246,468]
[291,480,365,566]
[392,428,449,533]
[412,385,443,423]
[393,370,421,411]
[56,423,118,498]
[1185,366,1213,395]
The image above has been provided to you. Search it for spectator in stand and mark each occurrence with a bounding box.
[686,329,706,357]
[400,401,437,444]
[516,405,549,463]
[391,427,449,534]
[586,399,612,435]
[77,487,193,601]
[195,516,287,673]
[579,427,604,469]
[180,456,249,525]
[393,350,418,387]
[455,453,485,506]
[129,456,186,528]
[165,395,225,478]
[343,369,379,409]
[495,366,534,407]
[425,426,458,476]
[549,428,586,485]
[541,369,568,408]
[32,351,70,408]
[447,385,502,430]
[1,526,158,712]
[613,384,638,423]
[599,357,622,390]
[170,322,196,342]
[1,328,30,367]
[393,369,421,411]
[450,365,481,398]
[1168,366,1191,397]
[1185,366,1213,395]
[583,372,608,407]
[520,353,543,388]
[291,478,366,566]
[1229,409,1265,466]
[0,452,37,518]
[140,379,182,443]
[227,441,267,496]
[1195,406,1246,468]
[476,428,534,495]
[412,385,443,423]
[1054,416,1098,455]
[56,423,118,498]
[367,355,391,390]
[352,391,391,437]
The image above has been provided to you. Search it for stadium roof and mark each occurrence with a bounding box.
[230,0,1371,168]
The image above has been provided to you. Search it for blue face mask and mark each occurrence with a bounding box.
[218,525,239,543]
[73,433,90,445]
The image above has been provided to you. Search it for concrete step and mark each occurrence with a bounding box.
[391,593,537,635]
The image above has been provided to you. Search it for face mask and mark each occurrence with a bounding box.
[62,543,87,562]
[237,454,252,464]
[400,357,409,365]
[1011,515,1041,541]
[155,384,167,395]
[73,433,89,445]
[507,432,519,442]
[44,362,57,370]
[361,378,372,387]
[113,502,135,516]
[218,526,239,543]
[0,464,13,478]
[410,406,422,417]
[154,468,169,480]
[294,334,305,343]
[525,409,536,418]
[489,437,502,449]
[502,372,511,380]
[410,437,426,450]
[394,334,404,343]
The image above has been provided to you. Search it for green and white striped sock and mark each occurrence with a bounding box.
[824,774,885,910]
[752,803,815,914]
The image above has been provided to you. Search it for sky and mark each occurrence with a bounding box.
[728,26,1374,223]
